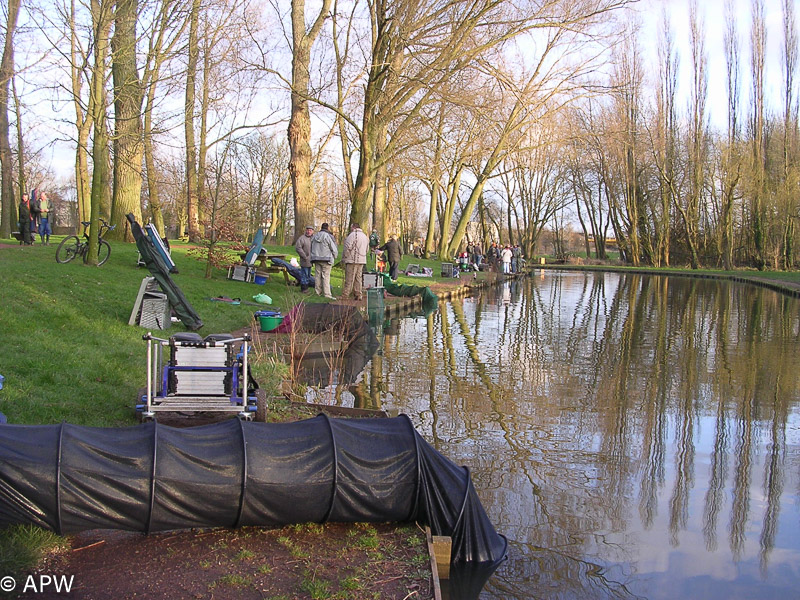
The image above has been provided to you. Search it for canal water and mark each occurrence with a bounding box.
[310,270,800,599]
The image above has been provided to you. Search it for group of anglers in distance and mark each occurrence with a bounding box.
[461,242,525,275]
[16,189,53,246]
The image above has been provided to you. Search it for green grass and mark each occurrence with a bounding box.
[235,548,255,560]
[0,525,68,579]
[300,573,331,599]
[217,573,251,587]
[0,237,332,427]
[541,259,800,285]
[0,235,459,428]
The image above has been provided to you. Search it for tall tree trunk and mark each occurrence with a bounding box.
[437,168,464,259]
[720,0,741,270]
[751,0,767,268]
[143,83,165,235]
[781,0,797,269]
[109,0,144,242]
[12,78,25,203]
[349,119,375,229]
[289,0,330,242]
[71,0,92,225]
[88,0,113,263]
[184,0,200,241]
[0,0,19,239]
[424,105,446,258]
[372,161,387,241]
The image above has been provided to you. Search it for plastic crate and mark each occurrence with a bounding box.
[362,272,383,289]
[139,295,170,329]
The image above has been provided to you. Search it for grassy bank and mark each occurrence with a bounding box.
[0,238,313,426]
[0,236,454,426]
[0,235,448,594]
[2,239,798,428]
[536,259,800,292]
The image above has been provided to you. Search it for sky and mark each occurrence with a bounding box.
[637,0,796,130]
[17,0,799,184]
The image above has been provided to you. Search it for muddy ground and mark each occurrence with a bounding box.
[18,522,433,599]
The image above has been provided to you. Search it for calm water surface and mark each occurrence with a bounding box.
[312,271,800,599]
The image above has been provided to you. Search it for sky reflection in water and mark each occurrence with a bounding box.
[313,271,800,599]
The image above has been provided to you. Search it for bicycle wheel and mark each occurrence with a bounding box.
[86,239,112,266]
[55,236,81,263]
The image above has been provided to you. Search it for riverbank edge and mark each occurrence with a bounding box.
[531,263,800,298]
[377,264,800,318]
[267,261,798,598]
[381,269,530,317]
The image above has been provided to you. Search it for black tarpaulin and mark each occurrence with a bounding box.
[0,416,506,565]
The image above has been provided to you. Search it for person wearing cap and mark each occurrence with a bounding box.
[295,224,315,292]
[310,223,339,299]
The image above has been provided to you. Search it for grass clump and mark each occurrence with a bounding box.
[0,525,68,578]
[218,573,251,587]
[300,572,331,599]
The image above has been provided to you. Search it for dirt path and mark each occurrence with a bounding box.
[21,523,433,599]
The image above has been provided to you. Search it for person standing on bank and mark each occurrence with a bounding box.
[295,224,314,292]
[501,244,513,274]
[379,234,403,281]
[342,222,369,301]
[38,191,52,245]
[29,189,40,243]
[472,242,483,270]
[18,193,32,245]
[310,222,338,299]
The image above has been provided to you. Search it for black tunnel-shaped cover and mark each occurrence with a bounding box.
[0,416,506,565]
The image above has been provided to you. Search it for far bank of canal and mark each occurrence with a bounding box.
[312,269,800,599]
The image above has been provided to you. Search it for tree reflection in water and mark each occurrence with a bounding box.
[329,271,800,600]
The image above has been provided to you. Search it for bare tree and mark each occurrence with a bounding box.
[505,121,571,259]
[142,0,190,236]
[345,0,558,231]
[184,0,200,240]
[780,0,798,268]
[750,0,767,268]
[288,0,331,242]
[86,0,113,264]
[0,0,20,238]
[714,0,743,270]
[678,0,706,269]
[108,0,144,241]
[67,0,93,224]
[649,7,678,267]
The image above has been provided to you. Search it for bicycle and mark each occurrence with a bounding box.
[56,219,117,266]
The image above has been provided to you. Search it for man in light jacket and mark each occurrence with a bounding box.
[310,223,339,299]
[295,225,314,292]
[342,222,369,301]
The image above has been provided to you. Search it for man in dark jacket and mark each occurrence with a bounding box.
[18,193,32,245]
[379,234,403,281]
